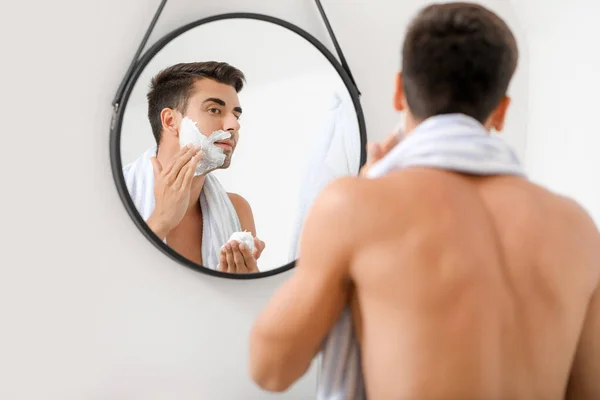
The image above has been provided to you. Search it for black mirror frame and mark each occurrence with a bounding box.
[109,12,367,280]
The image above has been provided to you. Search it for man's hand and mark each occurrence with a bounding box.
[253,236,266,260]
[217,237,266,274]
[359,131,400,177]
[146,144,202,240]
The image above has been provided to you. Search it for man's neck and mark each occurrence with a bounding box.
[187,175,206,214]
[403,113,493,139]
[402,112,422,138]
[156,143,177,168]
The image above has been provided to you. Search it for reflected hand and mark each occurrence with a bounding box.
[146,144,202,239]
[253,236,266,260]
[217,241,259,274]
[359,131,400,177]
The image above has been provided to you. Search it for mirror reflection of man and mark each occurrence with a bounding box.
[123,61,265,273]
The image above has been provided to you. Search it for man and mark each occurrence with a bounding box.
[123,62,265,273]
[249,3,600,399]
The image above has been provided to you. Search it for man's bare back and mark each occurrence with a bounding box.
[347,168,600,398]
[249,3,600,397]
[249,168,600,398]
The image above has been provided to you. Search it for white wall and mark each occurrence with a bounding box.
[511,0,600,223]
[6,0,591,399]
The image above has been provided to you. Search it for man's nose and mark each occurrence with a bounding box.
[223,114,240,132]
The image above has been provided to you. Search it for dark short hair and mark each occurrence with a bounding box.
[401,2,518,123]
[147,61,245,145]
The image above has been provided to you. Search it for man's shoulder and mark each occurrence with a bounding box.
[227,192,249,206]
[529,185,600,262]
[554,194,600,238]
[317,176,370,207]
[530,182,598,230]
[226,192,257,234]
[309,176,385,228]
[227,192,252,215]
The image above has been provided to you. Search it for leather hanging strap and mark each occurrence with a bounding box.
[112,0,360,110]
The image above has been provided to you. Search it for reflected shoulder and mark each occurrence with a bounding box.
[227,192,251,211]
[227,192,256,235]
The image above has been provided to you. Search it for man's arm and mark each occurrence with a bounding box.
[248,178,358,392]
[565,201,600,399]
[228,193,257,236]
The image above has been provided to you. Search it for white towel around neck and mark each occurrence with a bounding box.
[317,113,525,400]
[122,147,242,270]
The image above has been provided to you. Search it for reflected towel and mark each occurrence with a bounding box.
[288,86,361,261]
[122,146,241,269]
[318,113,525,400]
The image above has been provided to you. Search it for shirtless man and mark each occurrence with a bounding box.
[126,62,265,273]
[249,3,600,398]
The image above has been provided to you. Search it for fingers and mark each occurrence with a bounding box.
[238,242,253,260]
[218,248,228,273]
[253,237,266,259]
[176,152,201,190]
[360,143,380,177]
[253,236,265,247]
[165,145,199,183]
[162,144,191,175]
[253,237,260,259]
[367,131,399,162]
[367,142,383,161]
[171,149,201,184]
[219,241,259,274]
[232,242,247,271]
[381,132,399,153]
[224,243,236,272]
[239,243,258,271]
[360,132,400,177]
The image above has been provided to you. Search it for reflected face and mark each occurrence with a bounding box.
[180,78,242,169]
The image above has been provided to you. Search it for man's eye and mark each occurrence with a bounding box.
[208,108,221,114]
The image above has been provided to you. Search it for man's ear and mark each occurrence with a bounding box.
[488,96,511,133]
[160,108,180,138]
[394,72,406,112]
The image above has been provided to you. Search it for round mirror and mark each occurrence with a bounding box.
[110,13,366,278]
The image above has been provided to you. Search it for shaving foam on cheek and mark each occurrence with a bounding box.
[179,117,232,176]
[223,231,255,253]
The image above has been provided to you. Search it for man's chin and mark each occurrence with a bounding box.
[220,157,232,169]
